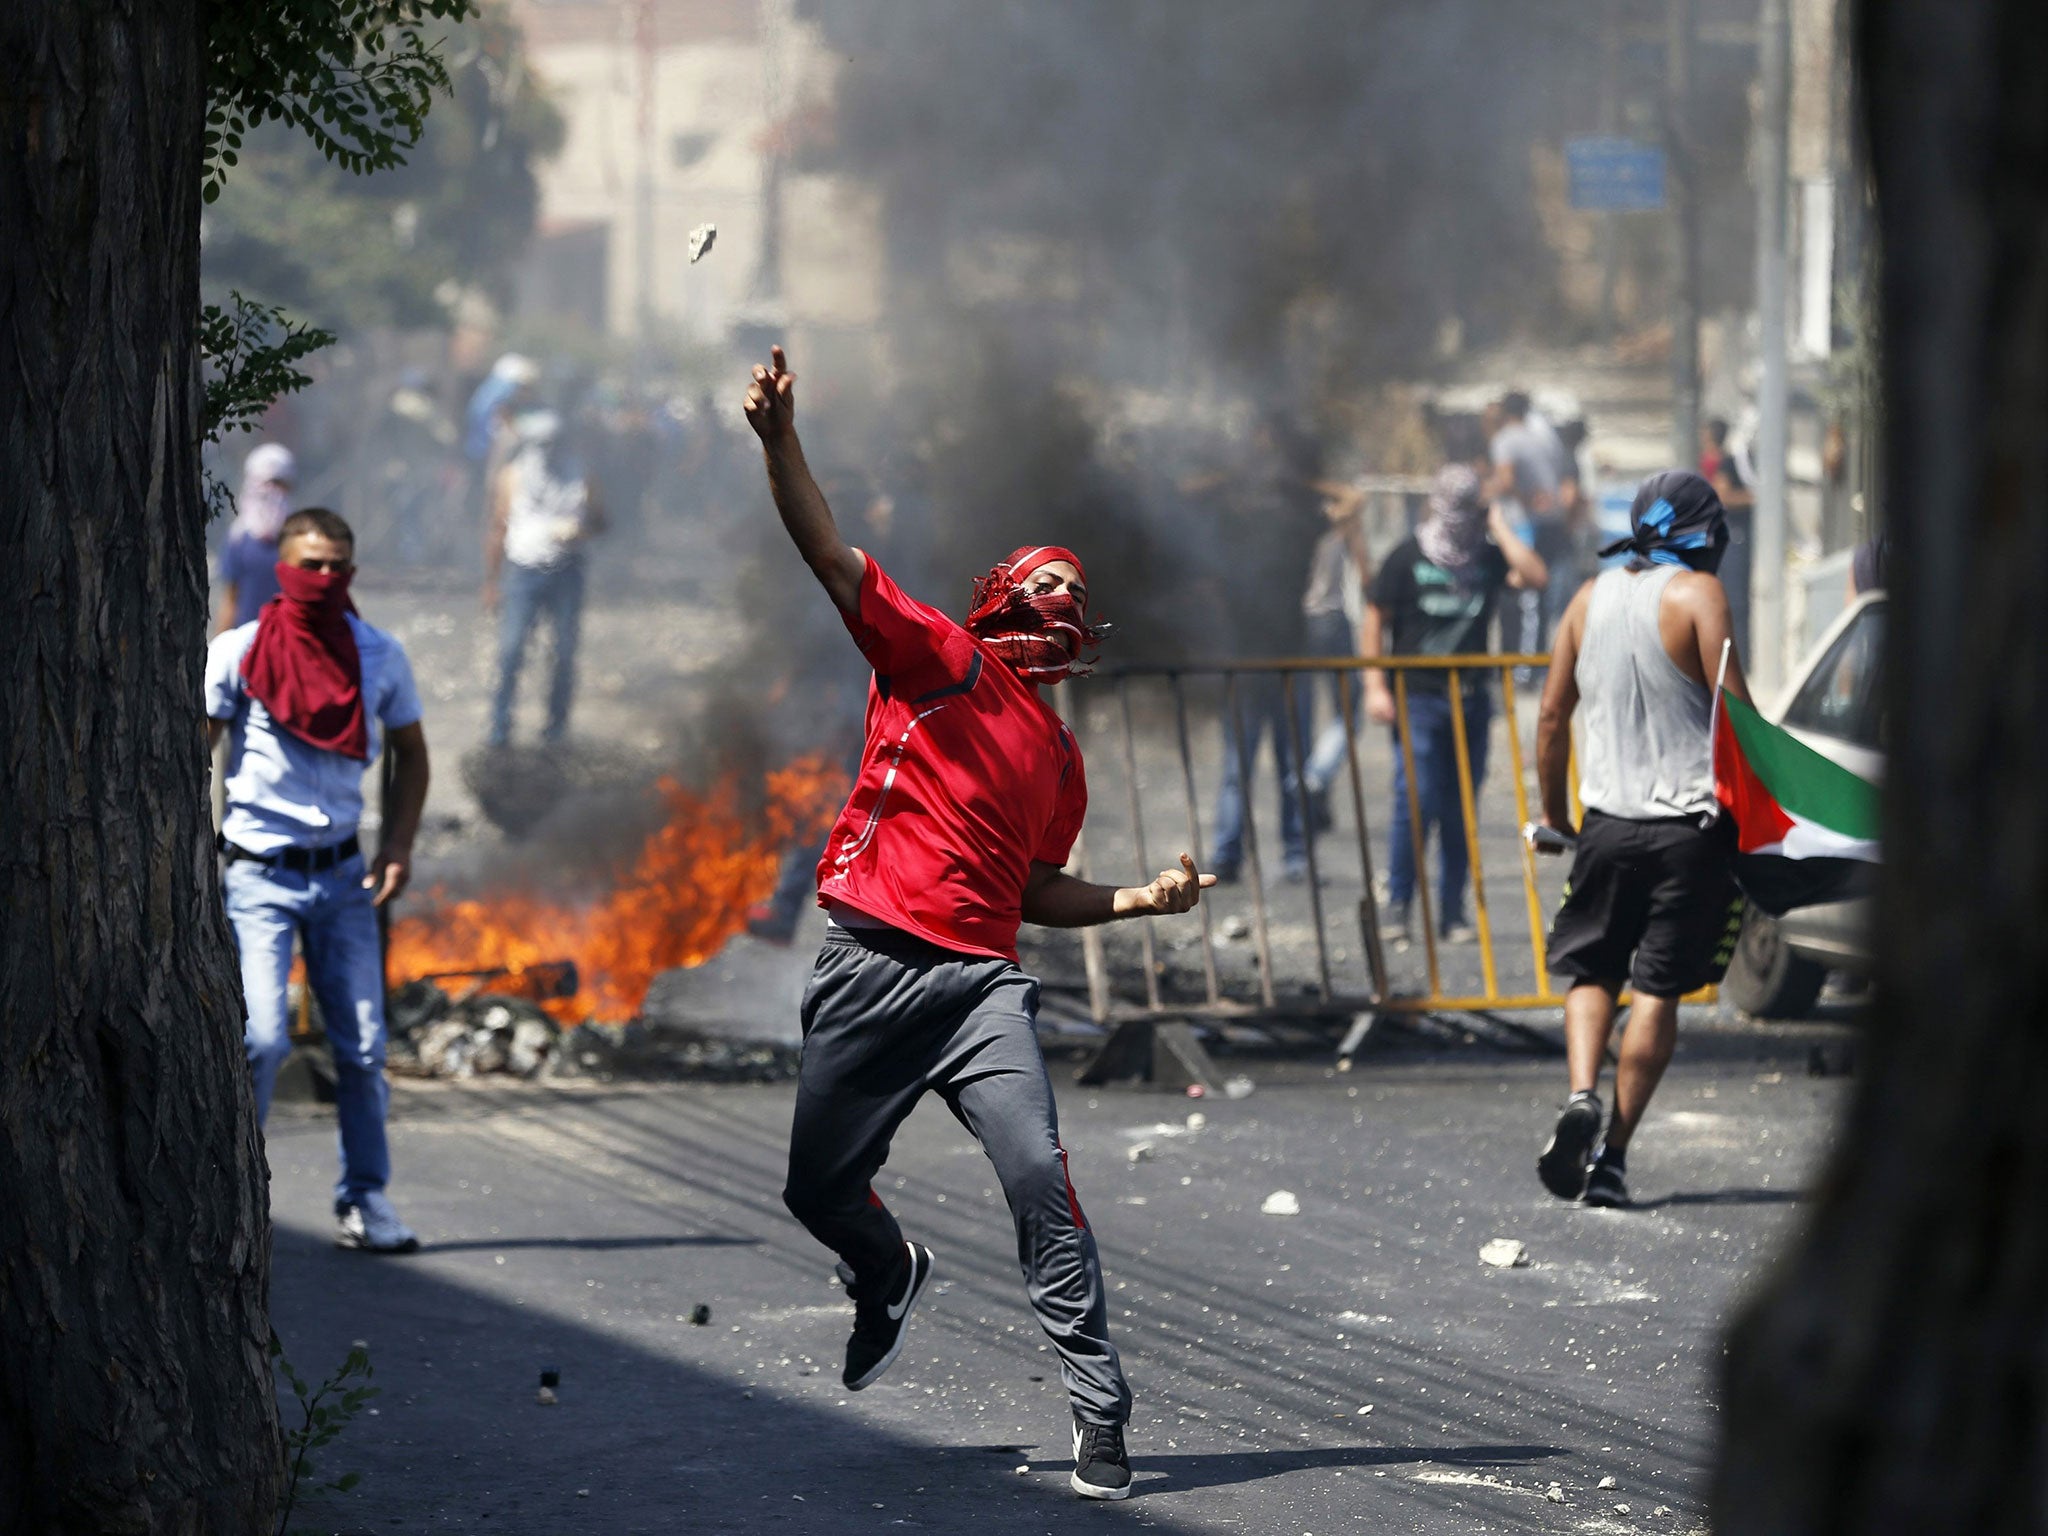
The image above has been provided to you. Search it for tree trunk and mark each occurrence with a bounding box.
[0,4,281,1531]
[1717,1,2048,1529]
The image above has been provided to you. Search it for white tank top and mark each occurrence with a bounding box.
[1574,566,1716,821]
[501,447,588,569]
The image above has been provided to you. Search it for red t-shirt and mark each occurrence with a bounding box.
[815,557,1087,960]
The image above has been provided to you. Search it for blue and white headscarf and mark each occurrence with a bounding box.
[1599,469,1730,574]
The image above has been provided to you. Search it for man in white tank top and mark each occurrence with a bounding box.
[1530,471,1752,1207]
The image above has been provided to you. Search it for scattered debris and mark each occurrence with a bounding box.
[1479,1238,1530,1269]
[1653,1505,1671,1517]
[1615,1504,1632,1514]
[1545,1483,1566,1504]
[690,1305,712,1326]
[1185,1083,1207,1099]
[1223,1076,1255,1100]
[1261,1190,1301,1216]
[1355,1404,1374,1416]
[1013,1464,1030,1475]
[1185,1112,1207,1131]
[1127,1141,1156,1164]
[1598,1475,1619,1490]
[387,980,802,1084]
[688,223,717,263]
[536,1386,558,1406]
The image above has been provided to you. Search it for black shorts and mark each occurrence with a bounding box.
[1546,810,1744,997]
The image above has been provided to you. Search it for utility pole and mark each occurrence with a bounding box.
[1597,0,1622,338]
[1752,0,1792,693]
[1666,0,1700,469]
[632,0,656,393]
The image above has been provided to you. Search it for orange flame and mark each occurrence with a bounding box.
[387,755,848,1023]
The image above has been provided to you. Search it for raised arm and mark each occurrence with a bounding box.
[743,345,866,615]
[1487,503,1549,590]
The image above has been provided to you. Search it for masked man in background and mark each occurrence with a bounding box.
[206,508,431,1253]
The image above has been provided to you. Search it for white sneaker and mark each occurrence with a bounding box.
[335,1192,420,1254]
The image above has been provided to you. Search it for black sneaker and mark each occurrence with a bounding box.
[1537,1092,1604,1200]
[1583,1152,1631,1208]
[1070,1416,1132,1500]
[842,1242,933,1391]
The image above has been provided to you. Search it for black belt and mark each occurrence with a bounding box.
[221,834,360,873]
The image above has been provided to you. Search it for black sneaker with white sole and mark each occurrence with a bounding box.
[842,1242,934,1391]
[1537,1091,1604,1200]
[1071,1416,1132,1500]
[1582,1150,1631,1208]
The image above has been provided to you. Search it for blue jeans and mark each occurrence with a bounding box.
[225,853,392,1209]
[1210,675,1307,875]
[1301,609,1362,796]
[490,558,586,746]
[1385,688,1493,929]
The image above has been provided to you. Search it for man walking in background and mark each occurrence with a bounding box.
[484,408,605,748]
[206,509,431,1252]
[1488,389,1579,652]
[1191,415,1331,883]
[1532,471,1748,1208]
[1363,464,1546,943]
[745,344,1216,1501]
[1298,477,1373,829]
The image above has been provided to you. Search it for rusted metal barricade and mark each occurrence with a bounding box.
[1067,651,1707,1082]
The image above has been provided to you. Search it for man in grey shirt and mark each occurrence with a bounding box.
[1489,390,1580,652]
[1531,471,1748,1208]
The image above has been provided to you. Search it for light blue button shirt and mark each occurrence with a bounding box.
[205,615,424,856]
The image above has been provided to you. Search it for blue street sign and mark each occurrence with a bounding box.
[1567,137,1666,211]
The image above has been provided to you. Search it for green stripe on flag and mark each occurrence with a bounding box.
[1722,692,1881,842]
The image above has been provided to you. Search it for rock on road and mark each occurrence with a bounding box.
[267,1033,1845,1534]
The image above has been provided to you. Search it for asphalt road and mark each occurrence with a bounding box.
[268,1023,1851,1535]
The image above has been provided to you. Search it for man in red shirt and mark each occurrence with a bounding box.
[745,347,1210,1501]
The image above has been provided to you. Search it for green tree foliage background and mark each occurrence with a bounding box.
[202,2,562,337]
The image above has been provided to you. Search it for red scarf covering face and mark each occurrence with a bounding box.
[965,544,1108,683]
[240,563,369,759]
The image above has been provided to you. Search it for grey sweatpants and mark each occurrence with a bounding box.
[783,923,1132,1427]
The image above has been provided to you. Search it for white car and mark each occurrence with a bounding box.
[1720,589,1884,1018]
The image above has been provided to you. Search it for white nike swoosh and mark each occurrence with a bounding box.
[886,1253,918,1320]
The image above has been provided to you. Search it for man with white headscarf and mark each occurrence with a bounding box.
[1362,463,1547,944]
[215,443,298,634]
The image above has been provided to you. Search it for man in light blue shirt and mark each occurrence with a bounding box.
[206,508,432,1253]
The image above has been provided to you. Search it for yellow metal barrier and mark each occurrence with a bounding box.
[1072,653,1714,1032]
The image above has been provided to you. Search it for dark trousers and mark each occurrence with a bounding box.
[783,925,1132,1426]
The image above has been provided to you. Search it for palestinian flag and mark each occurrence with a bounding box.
[1711,688,1880,915]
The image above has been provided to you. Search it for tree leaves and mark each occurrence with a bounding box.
[200,294,336,445]
[272,1339,381,1535]
[204,3,477,203]
[198,2,476,444]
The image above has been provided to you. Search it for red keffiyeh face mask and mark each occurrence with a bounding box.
[965,545,1109,683]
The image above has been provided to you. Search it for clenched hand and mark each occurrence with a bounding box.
[1117,854,1218,917]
